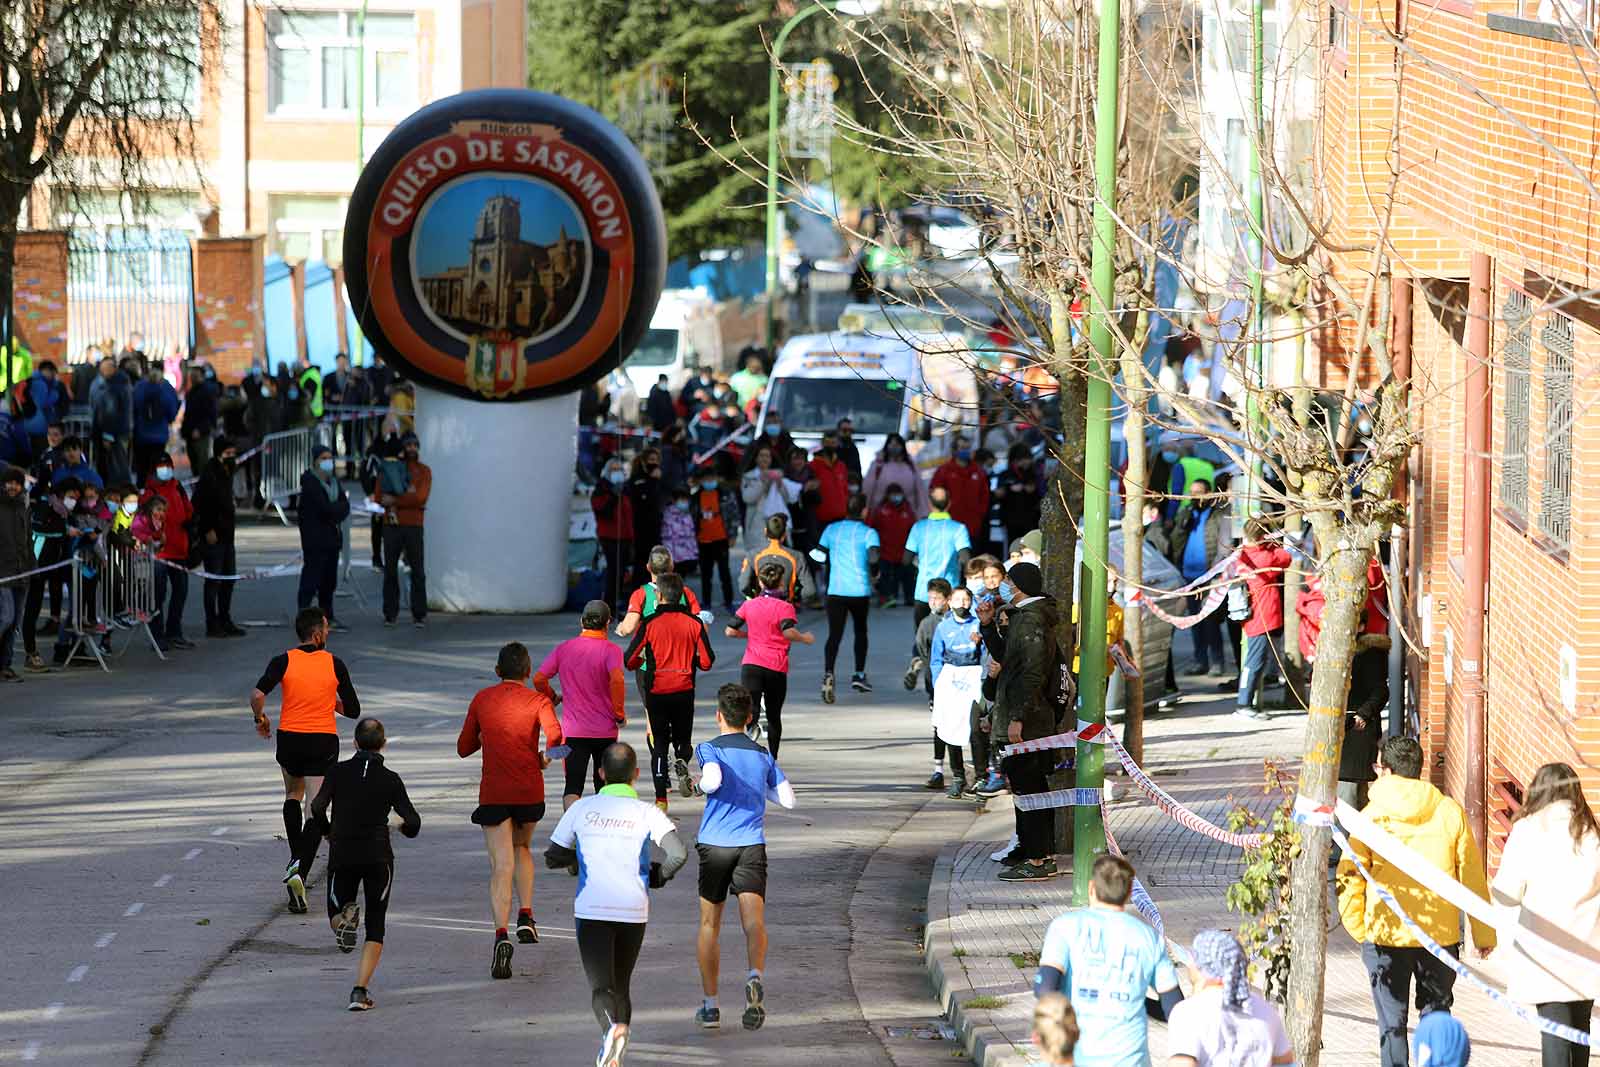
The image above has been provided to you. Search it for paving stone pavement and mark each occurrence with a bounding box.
[923,686,1551,1066]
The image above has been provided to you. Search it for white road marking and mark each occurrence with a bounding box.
[21,1040,40,1061]
[183,848,203,861]
[123,902,143,917]
[43,1003,63,1021]
[424,719,450,729]
[94,932,116,949]
[210,827,230,836]
[66,965,88,983]
[153,874,172,887]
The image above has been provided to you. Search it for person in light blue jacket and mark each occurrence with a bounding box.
[930,586,984,797]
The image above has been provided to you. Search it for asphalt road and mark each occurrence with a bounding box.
[1,525,976,1066]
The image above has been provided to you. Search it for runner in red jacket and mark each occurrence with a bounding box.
[623,573,715,808]
[929,437,990,546]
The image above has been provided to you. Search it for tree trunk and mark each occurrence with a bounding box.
[1284,532,1372,1066]
[0,204,17,394]
[1280,319,1313,704]
[1117,319,1148,763]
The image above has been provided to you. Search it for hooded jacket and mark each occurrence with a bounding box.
[1237,541,1293,636]
[141,475,193,561]
[992,594,1061,741]
[0,484,34,580]
[1491,801,1600,1003]
[89,370,134,438]
[1336,774,1496,951]
[192,456,237,544]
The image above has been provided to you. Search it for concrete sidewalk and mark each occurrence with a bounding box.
[923,690,1547,1066]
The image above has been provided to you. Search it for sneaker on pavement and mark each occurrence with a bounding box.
[946,780,966,800]
[850,673,872,693]
[283,862,308,914]
[924,771,945,791]
[597,1023,629,1067]
[25,654,48,672]
[742,976,766,1031]
[1181,660,1210,676]
[347,985,374,1012]
[695,1005,722,1029]
[170,636,196,650]
[655,798,670,814]
[491,935,514,979]
[516,915,538,944]
[902,657,924,690]
[333,902,360,953]
[821,672,836,705]
[222,623,248,637]
[1234,707,1270,721]
[989,834,1021,863]
[975,773,1009,799]
[414,618,426,629]
[998,858,1059,881]
[674,757,695,798]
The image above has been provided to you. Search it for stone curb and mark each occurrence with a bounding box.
[923,843,1033,1067]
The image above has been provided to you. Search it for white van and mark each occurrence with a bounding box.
[756,306,979,473]
[620,289,724,399]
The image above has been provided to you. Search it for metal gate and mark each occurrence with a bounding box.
[67,229,195,361]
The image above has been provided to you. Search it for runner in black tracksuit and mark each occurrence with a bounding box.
[623,572,714,808]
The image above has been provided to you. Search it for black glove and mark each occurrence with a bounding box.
[648,861,667,889]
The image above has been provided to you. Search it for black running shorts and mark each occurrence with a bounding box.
[471,802,547,827]
[276,730,339,778]
[696,843,768,903]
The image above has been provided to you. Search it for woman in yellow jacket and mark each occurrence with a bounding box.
[1336,736,1496,1067]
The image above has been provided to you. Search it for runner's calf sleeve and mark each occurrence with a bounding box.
[283,800,302,843]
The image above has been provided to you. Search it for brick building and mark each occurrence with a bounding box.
[1318,0,1600,860]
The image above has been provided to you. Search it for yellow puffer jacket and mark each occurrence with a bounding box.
[1336,774,1497,951]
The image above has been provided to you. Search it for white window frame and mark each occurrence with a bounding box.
[265,10,417,120]
[268,193,351,266]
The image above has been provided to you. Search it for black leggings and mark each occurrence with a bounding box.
[576,918,646,1028]
[563,736,613,799]
[824,595,870,674]
[327,861,393,943]
[1538,1000,1594,1067]
[740,664,789,756]
[22,538,67,656]
[933,734,966,775]
[644,689,695,800]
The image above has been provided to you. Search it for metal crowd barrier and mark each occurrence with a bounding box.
[257,426,321,525]
[60,543,166,672]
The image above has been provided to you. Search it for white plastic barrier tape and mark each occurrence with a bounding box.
[1013,787,1103,812]
[1102,798,1167,942]
[156,556,305,582]
[0,557,75,586]
[999,729,1080,757]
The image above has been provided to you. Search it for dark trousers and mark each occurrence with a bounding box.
[576,918,647,1028]
[1189,593,1225,669]
[741,664,788,756]
[1003,749,1052,861]
[298,548,339,622]
[1538,1000,1594,1067]
[96,436,130,485]
[599,538,632,614]
[153,563,188,639]
[934,734,966,776]
[369,516,384,568]
[912,599,931,651]
[0,583,23,671]
[1362,941,1460,1067]
[698,537,733,608]
[23,539,68,656]
[382,525,426,622]
[644,689,695,800]
[132,440,166,486]
[824,594,870,674]
[970,701,993,774]
[202,542,236,630]
[877,561,914,602]
[1225,615,1244,672]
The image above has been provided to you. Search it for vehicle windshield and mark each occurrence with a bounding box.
[767,377,904,434]
[625,327,679,367]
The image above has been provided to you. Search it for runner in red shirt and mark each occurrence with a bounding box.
[624,573,715,809]
[458,641,563,979]
[724,561,815,756]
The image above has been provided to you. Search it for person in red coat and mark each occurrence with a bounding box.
[591,458,635,615]
[141,451,195,648]
[809,428,851,525]
[1233,516,1293,718]
[869,484,917,607]
[929,435,990,546]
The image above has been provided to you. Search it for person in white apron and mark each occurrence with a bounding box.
[930,586,984,798]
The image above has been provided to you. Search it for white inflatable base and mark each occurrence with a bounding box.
[416,385,577,613]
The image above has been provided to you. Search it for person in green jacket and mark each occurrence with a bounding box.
[298,363,324,423]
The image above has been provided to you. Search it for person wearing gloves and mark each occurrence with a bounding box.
[1491,761,1600,1066]
[297,444,350,630]
[929,585,983,798]
[1165,929,1294,1066]
[1337,736,1496,1067]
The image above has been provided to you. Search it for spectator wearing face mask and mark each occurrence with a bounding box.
[869,482,917,608]
[591,458,634,614]
[863,432,928,516]
[51,484,112,665]
[142,452,196,650]
[810,431,851,526]
[297,444,349,631]
[691,465,740,613]
[660,486,699,574]
[994,443,1045,547]
[930,434,990,546]
[377,432,431,628]
[193,439,246,638]
[757,415,798,466]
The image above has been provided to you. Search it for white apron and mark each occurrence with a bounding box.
[931,664,982,747]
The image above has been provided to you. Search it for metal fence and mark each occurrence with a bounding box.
[258,426,323,524]
[67,229,194,363]
[59,543,166,672]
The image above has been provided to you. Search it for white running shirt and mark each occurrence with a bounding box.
[550,787,676,924]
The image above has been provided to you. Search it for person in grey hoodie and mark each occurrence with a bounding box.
[89,356,134,485]
[0,465,35,681]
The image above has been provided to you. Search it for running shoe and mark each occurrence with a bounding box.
[924,771,945,791]
[283,862,308,914]
[655,798,670,814]
[517,915,538,944]
[414,618,427,629]
[491,935,514,979]
[347,986,374,1011]
[946,779,967,800]
[742,976,766,1031]
[821,672,836,704]
[998,858,1059,881]
[24,654,47,672]
[850,673,872,693]
[695,1004,722,1029]
[989,834,1021,863]
[333,902,360,953]
[902,657,924,690]
[675,757,695,799]
[597,1023,629,1067]
[975,772,1009,799]
[748,716,764,744]
[0,668,19,683]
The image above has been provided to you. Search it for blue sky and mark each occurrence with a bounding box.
[414,175,586,277]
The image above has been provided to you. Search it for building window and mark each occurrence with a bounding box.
[1526,0,1595,29]
[269,194,348,265]
[1327,2,1348,50]
[1500,290,1532,520]
[1538,311,1575,551]
[266,10,416,117]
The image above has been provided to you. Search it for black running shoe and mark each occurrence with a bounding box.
[347,985,374,1011]
[517,915,538,944]
[742,976,766,1031]
[695,1004,721,1029]
[491,936,514,979]
[821,672,836,704]
[333,902,360,953]
[674,757,695,799]
[902,657,924,690]
[851,673,872,692]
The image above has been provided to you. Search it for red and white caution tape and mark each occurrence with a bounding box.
[1103,728,1268,848]
[999,729,1079,756]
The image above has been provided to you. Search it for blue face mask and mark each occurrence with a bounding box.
[318,458,334,474]
[1161,449,1179,463]
[701,479,718,491]
[765,424,781,437]
[955,449,972,463]
[155,467,174,482]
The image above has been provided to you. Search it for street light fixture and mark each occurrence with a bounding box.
[764,0,882,353]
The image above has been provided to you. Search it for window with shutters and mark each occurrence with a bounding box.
[1538,312,1575,551]
[1500,291,1532,521]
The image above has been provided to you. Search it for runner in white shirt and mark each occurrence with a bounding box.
[1165,929,1294,1067]
[546,742,688,1067]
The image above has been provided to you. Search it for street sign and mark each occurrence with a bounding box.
[784,60,838,162]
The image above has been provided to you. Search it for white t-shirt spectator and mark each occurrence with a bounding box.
[1165,986,1292,1067]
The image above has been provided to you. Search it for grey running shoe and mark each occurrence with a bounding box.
[347,986,374,1011]
[821,672,836,704]
[742,976,766,1031]
[903,657,924,690]
[491,936,514,980]
[675,757,695,798]
[695,1004,722,1029]
[333,902,360,953]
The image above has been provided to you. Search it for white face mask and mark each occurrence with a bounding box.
[965,579,984,595]
[122,501,138,516]
[62,496,78,511]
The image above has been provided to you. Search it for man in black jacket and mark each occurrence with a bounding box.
[194,439,245,638]
[89,355,133,485]
[308,717,421,1011]
[990,562,1062,881]
[297,444,350,629]
[0,465,34,681]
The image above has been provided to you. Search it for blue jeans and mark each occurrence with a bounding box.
[1236,628,1284,708]
[1188,593,1224,668]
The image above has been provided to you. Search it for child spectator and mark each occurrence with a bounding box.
[660,486,699,576]
[1032,993,1077,1066]
[868,482,916,608]
[141,452,193,650]
[908,577,952,789]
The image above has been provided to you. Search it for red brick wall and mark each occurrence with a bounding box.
[12,231,71,365]
[192,236,265,382]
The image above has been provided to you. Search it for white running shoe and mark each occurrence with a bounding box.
[596,1024,629,1067]
[989,834,1020,863]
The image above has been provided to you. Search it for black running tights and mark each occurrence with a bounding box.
[824,595,870,674]
[740,663,789,756]
[645,689,695,800]
[576,918,646,1028]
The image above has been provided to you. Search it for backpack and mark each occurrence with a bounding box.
[1227,580,1252,622]
[379,458,410,496]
